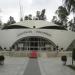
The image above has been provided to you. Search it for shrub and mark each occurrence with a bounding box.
[61,55,67,62]
[0,55,5,65]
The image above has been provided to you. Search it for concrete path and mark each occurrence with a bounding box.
[0,56,29,75]
[23,59,41,75]
[0,56,75,75]
[38,57,75,75]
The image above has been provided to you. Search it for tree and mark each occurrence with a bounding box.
[24,9,46,20]
[20,17,23,21]
[40,9,46,20]
[7,16,16,25]
[35,9,46,20]
[24,16,29,20]
[24,14,32,20]
[56,6,69,26]
[63,0,75,22]
[52,16,64,25]
[28,14,32,20]
[52,16,58,23]
[68,19,75,31]
[0,19,2,28]
[36,11,40,20]
[3,16,16,27]
[52,16,59,24]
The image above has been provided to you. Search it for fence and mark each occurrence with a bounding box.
[0,50,72,57]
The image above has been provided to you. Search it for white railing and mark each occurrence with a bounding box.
[0,50,72,57]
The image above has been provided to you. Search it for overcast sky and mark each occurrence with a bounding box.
[0,0,73,23]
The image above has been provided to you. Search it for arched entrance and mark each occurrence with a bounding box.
[11,36,56,51]
[67,40,75,51]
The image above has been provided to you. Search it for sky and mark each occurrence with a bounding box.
[0,0,73,23]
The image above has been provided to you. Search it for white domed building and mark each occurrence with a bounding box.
[0,20,75,51]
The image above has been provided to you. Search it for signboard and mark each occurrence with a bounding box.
[17,30,51,37]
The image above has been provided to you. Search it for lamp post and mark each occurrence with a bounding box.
[56,45,59,53]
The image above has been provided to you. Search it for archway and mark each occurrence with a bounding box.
[11,36,56,51]
[67,40,75,51]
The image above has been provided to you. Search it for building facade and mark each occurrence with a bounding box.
[0,20,75,51]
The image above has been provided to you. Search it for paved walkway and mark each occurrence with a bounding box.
[23,59,41,75]
[0,56,29,75]
[0,56,75,75]
[38,57,75,75]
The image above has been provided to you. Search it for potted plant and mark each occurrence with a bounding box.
[61,55,67,65]
[0,55,5,65]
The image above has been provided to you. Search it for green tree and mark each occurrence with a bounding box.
[35,9,46,20]
[24,14,32,20]
[7,16,16,25]
[40,9,46,20]
[52,16,57,22]
[0,19,2,28]
[24,16,29,20]
[68,19,75,31]
[36,11,40,20]
[56,6,69,26]
[52,16,64,25]
[20,17,23,21]
[3,16,16,28]
[28,14,32,20]
[63,0,75,21]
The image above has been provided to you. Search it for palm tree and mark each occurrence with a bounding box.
[63,0,75,21]
[56,6,69,26]
[63,0,75,31]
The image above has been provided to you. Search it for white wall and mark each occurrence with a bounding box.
[0,29,75,50]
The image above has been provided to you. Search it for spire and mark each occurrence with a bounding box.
[19,0,23,21]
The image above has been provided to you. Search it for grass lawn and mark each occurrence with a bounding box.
[67,65,75,70]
